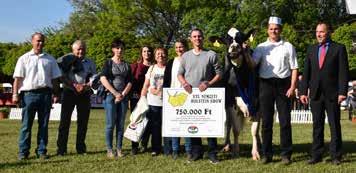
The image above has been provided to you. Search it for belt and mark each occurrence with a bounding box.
[24,87,51,93]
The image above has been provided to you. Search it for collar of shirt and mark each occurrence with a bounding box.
[318,40,330,48]
[29,49,47,57]
[266,38,284,46]
[78,57,87,62]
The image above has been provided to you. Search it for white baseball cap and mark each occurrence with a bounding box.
[268,16,282,25]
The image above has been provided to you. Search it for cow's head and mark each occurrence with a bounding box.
[209,28,255,60]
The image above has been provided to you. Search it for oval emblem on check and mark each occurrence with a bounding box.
[188,126,198,134]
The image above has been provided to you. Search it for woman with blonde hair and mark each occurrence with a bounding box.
[140,47,167,156]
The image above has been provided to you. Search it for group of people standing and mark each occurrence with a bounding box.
[12,16,349,166]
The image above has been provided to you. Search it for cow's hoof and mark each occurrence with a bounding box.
[252,151,260,161]
[221,144,230,152]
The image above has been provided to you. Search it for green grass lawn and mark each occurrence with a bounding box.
[0,109,355,173]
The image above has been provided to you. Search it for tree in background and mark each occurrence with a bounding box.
[0,0,354,77]
[333,23,356,78]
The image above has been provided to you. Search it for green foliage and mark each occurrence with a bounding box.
[2,43,31,76]
[0,1,354,77]
[332,22,356,77]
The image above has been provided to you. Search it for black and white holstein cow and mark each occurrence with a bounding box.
[210,28,261,160]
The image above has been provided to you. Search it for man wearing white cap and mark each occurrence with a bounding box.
[252,16,298,164]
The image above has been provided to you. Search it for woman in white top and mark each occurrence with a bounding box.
[140,47,167,156]
[162,39,192,159]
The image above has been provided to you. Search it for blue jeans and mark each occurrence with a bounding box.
[172,137,192,154]
[18,89,52,156]
[163,137,172,154]
[104,94,128,150]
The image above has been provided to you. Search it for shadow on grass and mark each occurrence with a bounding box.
[210,140,356,162]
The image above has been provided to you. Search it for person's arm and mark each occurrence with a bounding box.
[198,74,221,92]
[140,78,150,97]
[52,77,61,103]
[300,47,312,105]
[12,77,23,104]
[286,44,298,98]
[337,45,349,104]
[87,60,97,87]
[198,53,222,92]
[122,83,132,98]
[122,63,133,97]
[100,76,119,96]
[177,56,192,94]
[286,69,298,98]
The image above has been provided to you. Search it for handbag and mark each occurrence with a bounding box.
[124,116,148,142]
[124,96,149,142]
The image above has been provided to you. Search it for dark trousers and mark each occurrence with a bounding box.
[259,78,292,158]
[141,105,162,153]
[191,138,217,158]
[310,93,342,160]
[57,89,91,154]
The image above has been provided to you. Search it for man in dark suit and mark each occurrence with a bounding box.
[300,22,349,165]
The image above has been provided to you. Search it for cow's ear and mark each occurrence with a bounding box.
[245,28,257,42]
[208,36,225,47]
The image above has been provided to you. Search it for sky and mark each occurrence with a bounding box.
[0,0,73,43]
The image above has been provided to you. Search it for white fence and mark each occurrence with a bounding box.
[276,110,328,124]
[9,103,77,121]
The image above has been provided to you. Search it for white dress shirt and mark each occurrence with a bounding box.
[13,49,62,91]
[253,39,298,79]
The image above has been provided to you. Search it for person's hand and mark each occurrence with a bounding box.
[300,95,308,105]
[198,81,209,92]
[53,96,59,103]
[338,95,346,105]
[285,86,295,98]
[12,94,19,104]
[149,87,161,96]
[114,93,123,103]
[183,83,192,94]
[74,83,85,93]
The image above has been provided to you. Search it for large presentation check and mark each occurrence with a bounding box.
[162,88,225,137]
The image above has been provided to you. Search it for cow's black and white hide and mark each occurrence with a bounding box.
[210,28,261,160]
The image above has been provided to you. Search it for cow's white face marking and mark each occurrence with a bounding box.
[227,27,241,55]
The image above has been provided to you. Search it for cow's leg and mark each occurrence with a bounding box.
[251,120,261,160]
[231,97,249,157]
[222,107,233,152]
[230,110,242,157]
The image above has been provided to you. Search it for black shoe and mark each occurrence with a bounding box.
[56,151,66,156]
[131,148,138,155]
[281,157,291,165]
[37,154,49,160]
[261,156,272,164]
[190,153,202,162]
[18,154,29,161]
[77,151,87,155]
[208,155,219,164]
[331,159,341,165]
[307,158,322,165]
[172,152,178,160]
